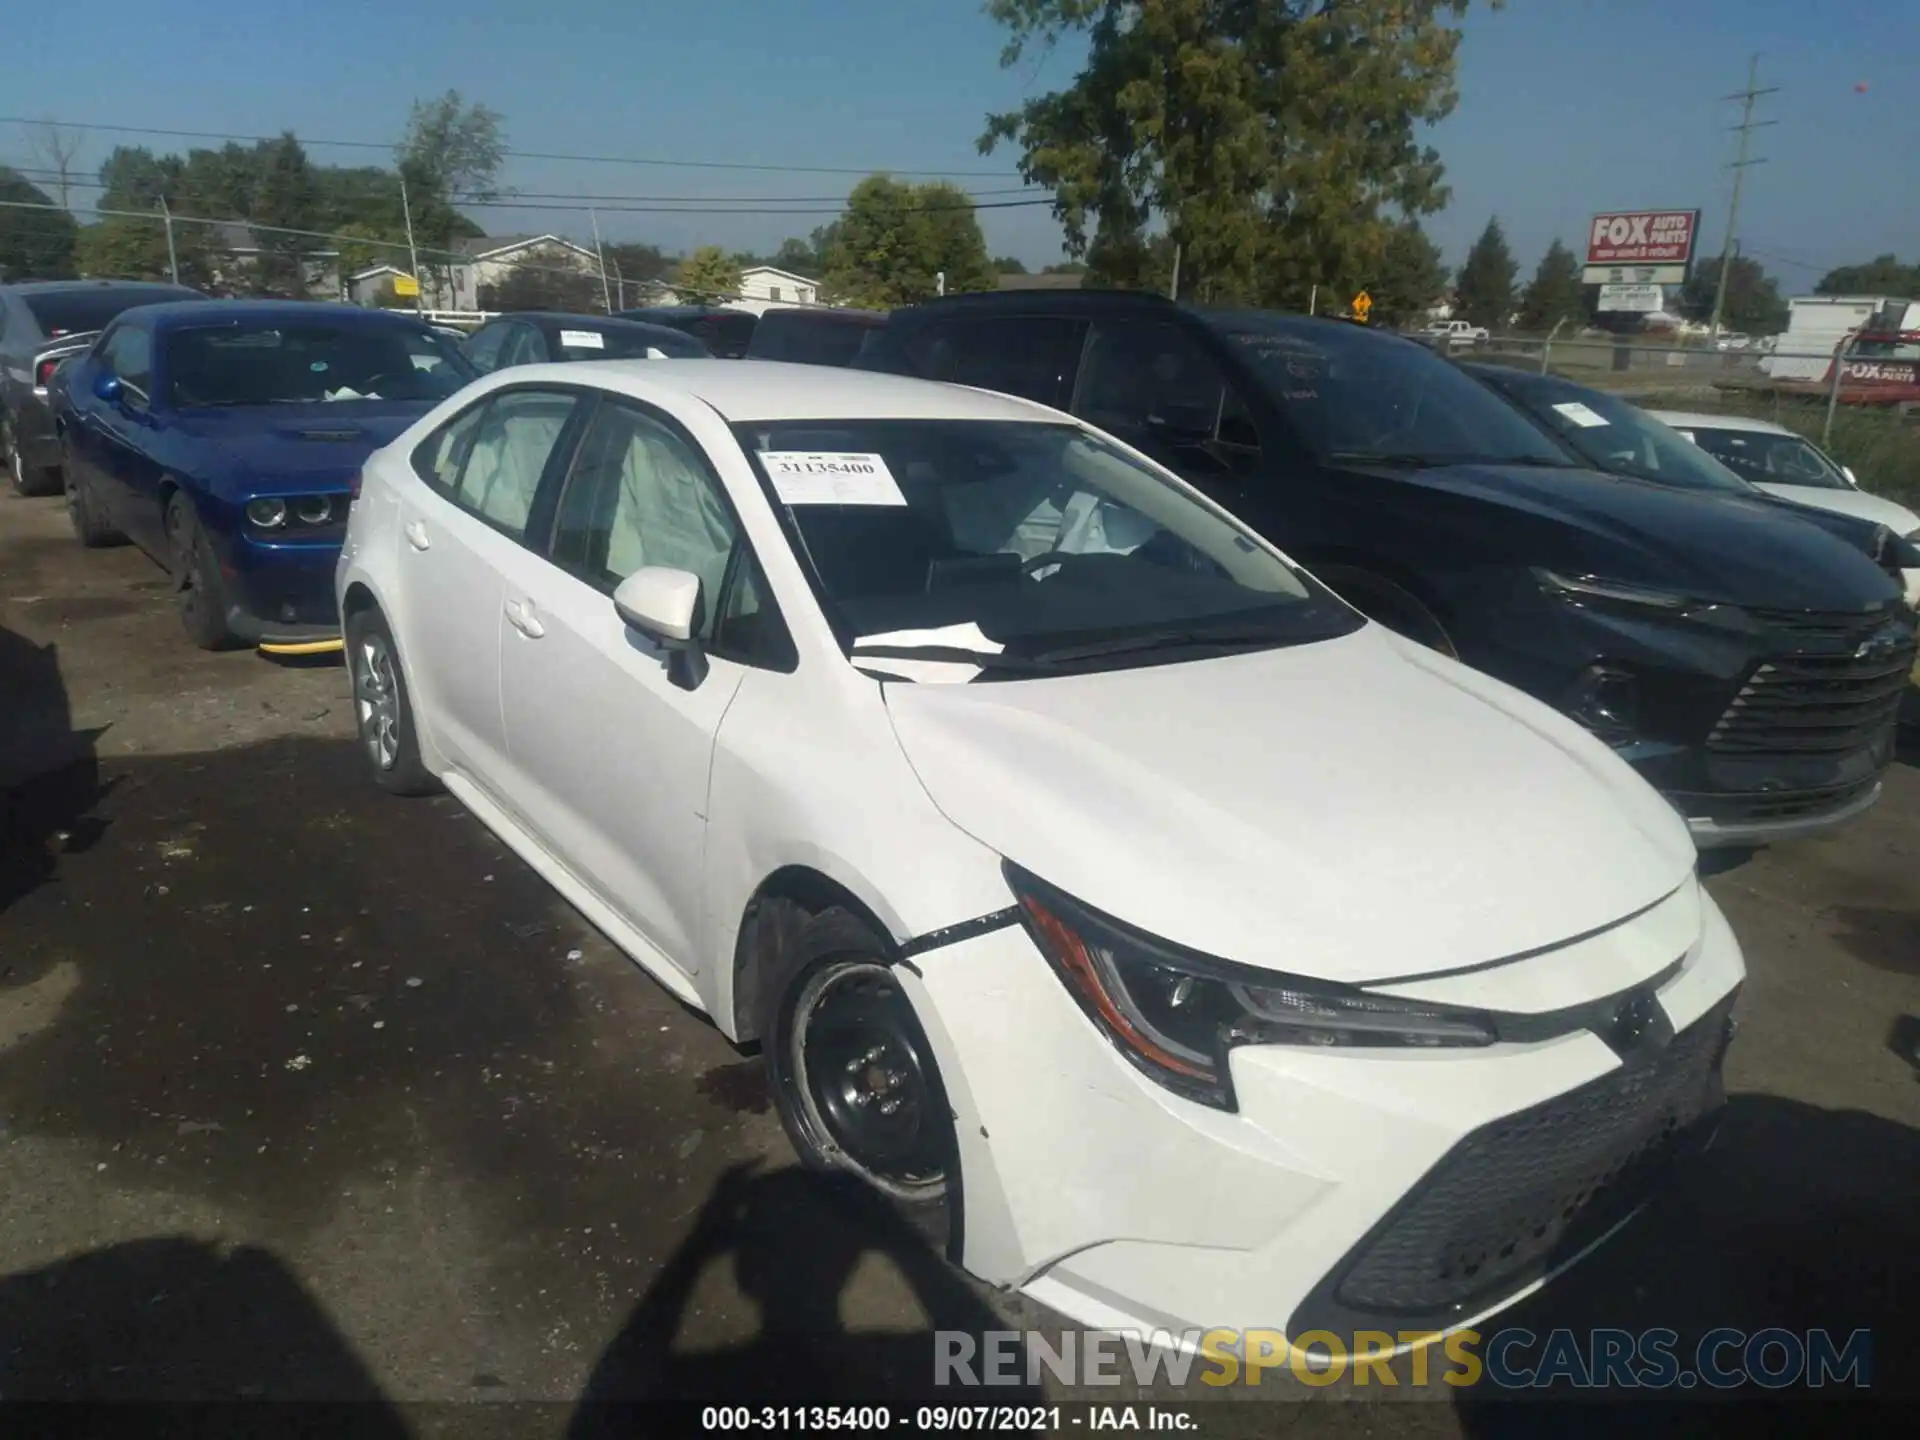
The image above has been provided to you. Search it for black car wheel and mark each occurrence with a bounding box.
[62,448,124,548]
[760,902,954,1243]
[5,416,59,498]
[1315,564,1459,659]
[164,492,238,650]
[345,607,437,796]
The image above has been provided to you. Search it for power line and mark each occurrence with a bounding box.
[1,114,1023,180]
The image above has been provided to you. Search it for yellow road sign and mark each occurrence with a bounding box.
[1351,290,1373,322]
[392,274,420,298]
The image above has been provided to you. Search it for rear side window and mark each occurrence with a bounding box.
[413,402,488,494]
[410,390,579,541]
[899,316,1086,409]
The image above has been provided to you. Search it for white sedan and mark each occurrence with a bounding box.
[335,360,1744,1346]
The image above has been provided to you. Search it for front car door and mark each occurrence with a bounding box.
[393,386,585,782]
[88,322,168,552]
[493,393,793,979]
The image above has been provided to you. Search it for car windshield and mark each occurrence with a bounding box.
[165,322,476,408]
[555,324,708,360]
[1210,313,1568,467]
[732,418,1361,674]
[24,287,199,338]
[1681,426,1852,491]
[1474,369,1754,494]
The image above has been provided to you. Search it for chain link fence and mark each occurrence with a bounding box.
[1424,330,1920,510]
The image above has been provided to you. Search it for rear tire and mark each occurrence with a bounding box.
[5,417,59,498]
[346,607,438,796]
[760,901,955,1248]
[63,448,124,548]
[1314,564,1458,658]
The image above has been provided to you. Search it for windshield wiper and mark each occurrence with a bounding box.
[847,643,1053,672]
[1030,624,1298,664]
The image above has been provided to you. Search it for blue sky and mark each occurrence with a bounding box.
[7,0,1916,293]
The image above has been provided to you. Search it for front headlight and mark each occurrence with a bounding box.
[1533,569,1706,613]
[245,497,288,529]
[1006,864,1495,1111]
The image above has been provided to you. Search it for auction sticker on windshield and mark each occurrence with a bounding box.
[1551,401,1609,429]
[560,329,605,349]
[761,452,907,507]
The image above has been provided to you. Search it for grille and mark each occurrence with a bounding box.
[1316,996,1734,1324]
[1708,648,1913,757]
[1672,778,1879,825]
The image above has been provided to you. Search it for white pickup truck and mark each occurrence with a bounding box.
[1422,319,1490,347]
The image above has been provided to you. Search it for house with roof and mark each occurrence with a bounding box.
[208,221,343,299]
[344,232,602,312]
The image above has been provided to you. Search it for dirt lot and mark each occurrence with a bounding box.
[3,491,1916,1435]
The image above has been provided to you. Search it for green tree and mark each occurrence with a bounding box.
[674,245,743,304]
[1366,220,1447,329]
[1814,254,1920,299]
[1455,215,1518,330]
[397,91,507,303]
[478,258,603,313]
[993,254,1029,274]
[980,0,1490,307]
[1678,255,1788,336]
[821,175,995,308]
[1517,237,1586,332]
[247,133,322,296]
[0,168,78,280]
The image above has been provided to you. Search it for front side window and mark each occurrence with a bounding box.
[100,325,153,397]
[1686,428,1851,490]
[1213,315,1566,467]
[733,418,1359,670]
[499,324,548,369]
[554,324,707,361]
[456,390,579,538]
[164,322,476,408]
[464,323,512,373]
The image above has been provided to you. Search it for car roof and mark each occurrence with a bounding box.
[756,305,886,324]
[512,358,1056,423]
[131,300,441,332]
[1645,410,1795,437]
[497,312,703,340]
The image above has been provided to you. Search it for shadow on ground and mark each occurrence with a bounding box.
[1451,1093,1917,1435]
[0,620,109,919]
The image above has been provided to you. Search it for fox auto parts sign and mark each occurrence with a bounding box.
[1583,210,1699,286]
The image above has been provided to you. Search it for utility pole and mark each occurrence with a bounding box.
[1169,243,1182,302]
[158,195,180,285]
[399,173,425,315]
[590,207,614,314]
[1708,53,1777,341]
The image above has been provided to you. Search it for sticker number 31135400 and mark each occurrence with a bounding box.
[760,451,908,507]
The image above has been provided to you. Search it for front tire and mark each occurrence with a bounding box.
[346,607,437,796]
[762,904,955,1238]
[164,492,238,650]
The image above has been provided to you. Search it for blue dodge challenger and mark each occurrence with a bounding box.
[53,300,477,653]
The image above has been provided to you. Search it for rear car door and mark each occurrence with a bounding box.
[492,393,789,978]
[393,386,584,784]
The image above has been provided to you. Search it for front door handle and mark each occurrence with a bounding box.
[504,598,546,639]
[404,519,431,552]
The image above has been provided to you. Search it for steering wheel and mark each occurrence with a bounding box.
[355,371,411,397]
[1020,550,1074,580]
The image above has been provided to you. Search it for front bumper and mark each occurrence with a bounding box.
[901,886,1745,1345]
[209,530,345,648]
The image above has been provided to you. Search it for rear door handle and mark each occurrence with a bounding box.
[404,519,431,552]
[504,598,546,639]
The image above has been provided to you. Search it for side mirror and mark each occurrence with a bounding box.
[93,371,123,404]
[612,566,708,688]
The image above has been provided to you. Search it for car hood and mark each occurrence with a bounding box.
[882,625,1696,984]
[1380,460,1900,609]
[1754,482,1920,537]
[169,403,430,493]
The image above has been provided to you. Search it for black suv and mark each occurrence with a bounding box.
[858,290,1916,847]
[615,306,758,358]
[2,279,203,495]
[745,305,887,367]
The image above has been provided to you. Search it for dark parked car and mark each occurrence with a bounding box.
[1462,360,1920,594]
[2,280,203,496]
[53,300,477,652]
[615,305,758,358]
[858,290,1916,847]
[462,311,709,373]
[744,305,886,367]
